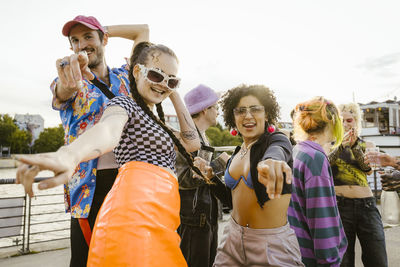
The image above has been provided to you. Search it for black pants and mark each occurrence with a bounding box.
[178,221,218,267]
[178,187,219,267]
[336,196,388,267]
[69,168,117,267]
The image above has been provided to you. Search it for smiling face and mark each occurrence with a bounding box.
[69,24,107,69]
[234,95,267,143]
[134,52,179,107]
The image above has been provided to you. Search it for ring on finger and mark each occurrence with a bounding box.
[60,60,70,68]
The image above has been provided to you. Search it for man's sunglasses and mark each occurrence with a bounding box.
[137,64,181,90]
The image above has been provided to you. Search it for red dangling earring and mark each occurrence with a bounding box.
[267,125,276,133]
[230,128,238,136]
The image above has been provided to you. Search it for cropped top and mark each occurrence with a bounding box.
[224,156,254,190]
[107,95,176,172]
[227,131,293,208]
[328,138,371,187]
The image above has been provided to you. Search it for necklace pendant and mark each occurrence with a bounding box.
[239,147,248,159]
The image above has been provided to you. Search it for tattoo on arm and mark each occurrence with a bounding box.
[100,110,127,122]
[183,115,197,131]
[181,131,197,140]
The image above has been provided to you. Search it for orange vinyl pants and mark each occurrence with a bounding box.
[87,161,187,267]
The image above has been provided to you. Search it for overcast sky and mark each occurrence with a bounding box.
[1,0,400,128]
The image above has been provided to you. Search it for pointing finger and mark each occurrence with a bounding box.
[38,173,69,190]
[70,54,83,84]
[283,163,292,184]
[274,163,284,198]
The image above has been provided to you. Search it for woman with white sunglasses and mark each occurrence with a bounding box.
[16,42,202,267]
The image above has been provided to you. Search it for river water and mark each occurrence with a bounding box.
[0,168,70,256]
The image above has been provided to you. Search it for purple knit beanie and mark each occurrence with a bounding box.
[184,84,219,115]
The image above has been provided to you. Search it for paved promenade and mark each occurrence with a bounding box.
[1,215,400,266]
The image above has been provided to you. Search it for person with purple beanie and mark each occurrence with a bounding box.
[177,84,231,267]
[288,96,348,266]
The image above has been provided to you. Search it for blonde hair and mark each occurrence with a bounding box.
[338,102,362,136]
[293,96,343,148]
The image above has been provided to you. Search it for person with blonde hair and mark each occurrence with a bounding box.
[329,102,388,267]
[288,96,348,266]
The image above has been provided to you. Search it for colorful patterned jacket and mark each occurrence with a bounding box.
[50,65,129,218]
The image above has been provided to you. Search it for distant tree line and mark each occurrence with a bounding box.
[206,123,242,150]
[1,114,240,155]
[0,114,64,154]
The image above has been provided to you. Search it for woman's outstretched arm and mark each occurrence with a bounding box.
[16,105,128,196]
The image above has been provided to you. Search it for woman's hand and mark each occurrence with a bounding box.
[365,151,396,168]
[15,148,78,197]
[193,157,214,180]
[342,128,356,147]
[257,159,292,199]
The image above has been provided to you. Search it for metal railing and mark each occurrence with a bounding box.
[0,149,383,258]
[0,146,11,158]
[0,178,70,257]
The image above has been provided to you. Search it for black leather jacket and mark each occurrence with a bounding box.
[231,131,293,208]
[177,136,232,227]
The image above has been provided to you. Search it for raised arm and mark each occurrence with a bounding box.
[53,51,93,104]
[169,91,200,152]
[16,105,128,196]
[105,24,149,55]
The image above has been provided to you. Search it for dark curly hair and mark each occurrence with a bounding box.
[220,84,280,131]
[128,42,205,180]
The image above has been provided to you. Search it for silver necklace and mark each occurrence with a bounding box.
[239,140,257,159]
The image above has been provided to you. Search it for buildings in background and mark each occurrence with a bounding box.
[14,114,44,145]
[360,99,400,156]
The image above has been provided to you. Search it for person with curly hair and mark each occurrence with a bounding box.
[329,102,387,267]
[288,97,348,266]
[213,84,303,266]
[16,42,203,267]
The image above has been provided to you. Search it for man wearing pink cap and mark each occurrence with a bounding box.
[177,84,231,267]
[50,15,148,266]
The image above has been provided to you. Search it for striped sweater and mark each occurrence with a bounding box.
[288,141,347,266]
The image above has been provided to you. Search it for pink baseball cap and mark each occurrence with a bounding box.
[62,15,105,37]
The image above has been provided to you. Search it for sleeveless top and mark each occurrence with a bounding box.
[329,138,371,186]
[107,95,176,172]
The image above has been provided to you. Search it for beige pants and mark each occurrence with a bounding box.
[213,217,304,267]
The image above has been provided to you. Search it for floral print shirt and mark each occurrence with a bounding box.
[50,65,129,218]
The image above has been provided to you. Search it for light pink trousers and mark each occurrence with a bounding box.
[213,217,304,267]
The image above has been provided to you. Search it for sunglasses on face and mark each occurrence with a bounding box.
[233,105,265,117]
[137,64,181,90]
